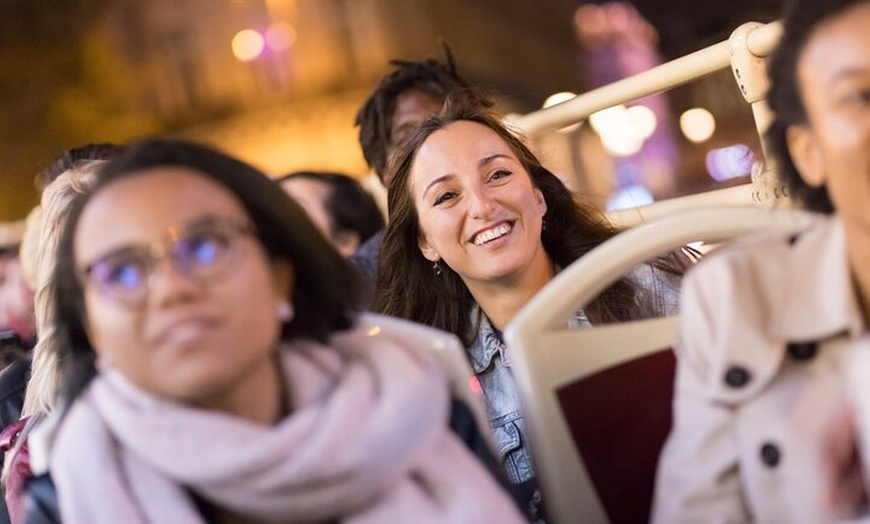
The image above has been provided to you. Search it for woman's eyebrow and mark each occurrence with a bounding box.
[422,174,455,200]
[827,66,870,89]
[478,154,510,169]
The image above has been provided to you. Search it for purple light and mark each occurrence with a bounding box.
[607,183,654,211]
[705,145,754,181]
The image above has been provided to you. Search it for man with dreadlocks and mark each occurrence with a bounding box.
[350,46,473,293]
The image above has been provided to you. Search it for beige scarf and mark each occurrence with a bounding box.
[51,325,525,523]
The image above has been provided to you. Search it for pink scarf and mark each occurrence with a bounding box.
[50,324,525,523]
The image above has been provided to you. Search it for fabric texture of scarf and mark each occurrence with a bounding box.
[50,324,525,523]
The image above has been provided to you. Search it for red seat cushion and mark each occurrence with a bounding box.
[555,349,675,524]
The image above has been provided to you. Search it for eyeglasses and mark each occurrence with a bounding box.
[79,216,255,307]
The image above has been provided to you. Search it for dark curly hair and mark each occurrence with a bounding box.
[354,44,470,182]
[764,0,868,213]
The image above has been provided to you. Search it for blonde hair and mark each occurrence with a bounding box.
[19,206,43,292]
[22,162,101,417]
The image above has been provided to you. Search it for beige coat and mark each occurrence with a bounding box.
[653,215,865,524]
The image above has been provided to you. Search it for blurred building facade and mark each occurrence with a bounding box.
[97,0,586,176]
[0,0,781,220]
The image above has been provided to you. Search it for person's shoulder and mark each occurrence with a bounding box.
[351,313,464,354]
[684,210,826,288]
[673,212,830,396]
[352,229,384,260]
[0,352,31,400]
[20,474,61,524]
[0,353,31,429]
[348,228,384,281]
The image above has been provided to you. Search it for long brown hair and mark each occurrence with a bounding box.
[373,95,674,345]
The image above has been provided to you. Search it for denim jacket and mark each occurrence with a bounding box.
[466,262,682,518]
[467,307,590,486]
[467,305,590,522]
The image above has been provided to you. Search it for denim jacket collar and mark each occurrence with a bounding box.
[468,306,504,374]
[467,304,590,374]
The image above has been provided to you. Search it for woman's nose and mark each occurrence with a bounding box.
[148,256,202,307]
[467,185,498,218]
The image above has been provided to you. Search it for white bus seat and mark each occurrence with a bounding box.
[504,206,816,524]
[359,314,492,449]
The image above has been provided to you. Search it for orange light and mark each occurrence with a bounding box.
[680,108,716,143]
[232,29,265,62]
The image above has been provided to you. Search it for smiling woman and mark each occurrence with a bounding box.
[412,121,551,307]
[374,95,694,522]
[25,139,526,524]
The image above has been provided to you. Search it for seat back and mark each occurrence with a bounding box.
[505,206,816,524]
[358,313,492,446]
[556,325,676,524]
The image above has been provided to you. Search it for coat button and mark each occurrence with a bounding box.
[760,442,781,467]
[787,342,818,360]
[724,366,751,388]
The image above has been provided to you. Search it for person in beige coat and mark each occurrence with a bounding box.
[653,0,870,521]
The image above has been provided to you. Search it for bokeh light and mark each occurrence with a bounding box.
[705,144,754,181]
[625,105,656,139]
[589,104,657,156]
[232,29,265,62]
[543,91,577,109]
[607,183,655,211]
[679,107,716,143]
[543,92,580,133]
[266,22,296,52]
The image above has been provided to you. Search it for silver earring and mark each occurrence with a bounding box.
[433,260,442,276]
[276,300,294,322]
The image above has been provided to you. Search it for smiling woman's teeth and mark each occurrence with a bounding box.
[474,223,512,245]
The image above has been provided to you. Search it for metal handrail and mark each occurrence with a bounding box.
[506,20,786,221]
[507,21,781,136]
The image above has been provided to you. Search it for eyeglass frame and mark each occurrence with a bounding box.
[76,215,257,308]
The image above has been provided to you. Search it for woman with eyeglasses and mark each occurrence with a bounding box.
[25,139,525,524]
